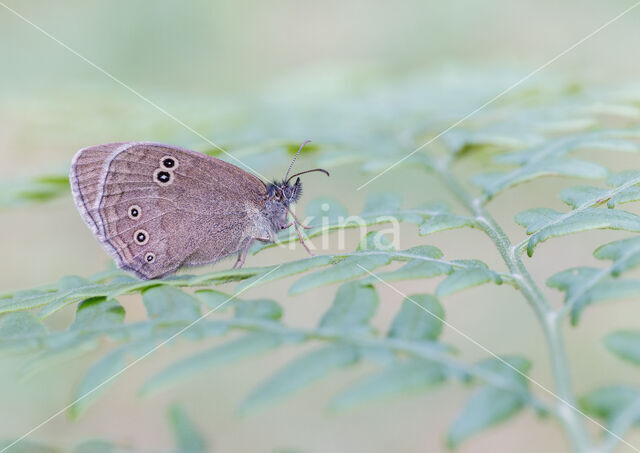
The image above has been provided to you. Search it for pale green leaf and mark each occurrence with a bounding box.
[605,170,640,208]
[474,157,607,199]
[604,330,640,365]
[234,299,283,321]
[518,208,640,256]
[193,289,234,311]
[304,197,348,224]
[436,263,502,297]
[140,334,280,396]
[73,440,116,453]
[319,282,378,333]
[607,169,640,186]
[331,360,445,411]
[559,186,608,209]
[19,336,96,379]
[388,294,444,341]
[356,231,394,251]
[473,130,640,199]
[443,129,533,155]
[558,170,640,209]
[289,254,390,294]
[19,285,110,319]
[363,246,450,282]
[0,312,48,353]
[476,355,531,384]
[143,286,201,323]
[370,260,451,282]
[580,385,640,421]
[515,208,564,234]
[594,237,640,276]
[239,345,359,413]
[494,131,640,165]
[235,256,333,292]
[403,245,445,259]
[447,386,525,448]
[58,275,92,291]
[0,440,59,453]
[70,345,129,419]
[361,193,403,215]
[0,312,47,339]
[0,172,69,210]
[608,186,640,208]
[574,279,640,323]
[168,404,208,453]
[547,267,599,305]
[419,214,476,235]
[419,201,452,213]
[70,298,125,333]
[548,267,640,323]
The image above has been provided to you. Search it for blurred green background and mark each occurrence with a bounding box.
[2,1,640,452]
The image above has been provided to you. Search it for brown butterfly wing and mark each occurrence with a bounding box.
[70,142,127,235]
[72,142,270,279]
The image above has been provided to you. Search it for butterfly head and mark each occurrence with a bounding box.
[263,140,329,231]
[267,140,329,207]
[267,177,303,206]
[265,166,329,209]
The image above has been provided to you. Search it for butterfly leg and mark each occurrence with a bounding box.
[232,253,243,269]
[292,221,315,256]
[233,239,254,269]
[287,207,313,229]
[233,237,272,269]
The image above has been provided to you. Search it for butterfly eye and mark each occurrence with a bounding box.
[134,229,149,245]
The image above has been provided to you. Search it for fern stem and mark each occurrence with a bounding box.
[432,161,592,452]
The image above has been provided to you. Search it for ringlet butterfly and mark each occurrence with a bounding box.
[69,140,328,279]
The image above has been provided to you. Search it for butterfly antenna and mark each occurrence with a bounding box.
[286,168,330,184]
[284,140,311,182]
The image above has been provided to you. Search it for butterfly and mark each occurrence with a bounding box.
[69,140,328,279]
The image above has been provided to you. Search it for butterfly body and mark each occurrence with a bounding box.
[69,142,314,280]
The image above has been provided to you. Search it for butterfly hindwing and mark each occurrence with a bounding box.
[69,142,126,235]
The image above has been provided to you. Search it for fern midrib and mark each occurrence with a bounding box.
[354,250,518,285]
